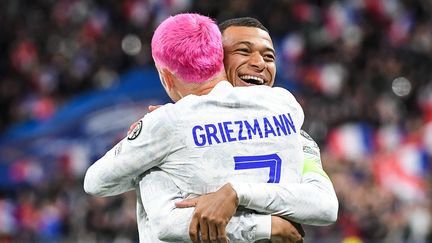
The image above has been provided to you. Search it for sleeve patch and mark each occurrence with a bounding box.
[300,130,319,148]
[127,120,142,140]
[303,145,319,157]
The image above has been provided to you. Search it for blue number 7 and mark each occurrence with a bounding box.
[234,154,282,183]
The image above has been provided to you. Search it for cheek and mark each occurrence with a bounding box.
[268,65,276,76]
[225,54,243,68]
[267,65,276,85]
[228,69,239,83]
[226,60,240,75]
[224,58,236,70]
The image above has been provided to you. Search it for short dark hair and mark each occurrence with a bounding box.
[218,17,269,34]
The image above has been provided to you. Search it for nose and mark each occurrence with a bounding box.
[248,52,266,71]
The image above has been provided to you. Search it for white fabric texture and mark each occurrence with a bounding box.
[84,81,337,242]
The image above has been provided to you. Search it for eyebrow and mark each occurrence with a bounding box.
[236,41,276,56]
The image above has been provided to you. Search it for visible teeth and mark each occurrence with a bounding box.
[239,75,264,84]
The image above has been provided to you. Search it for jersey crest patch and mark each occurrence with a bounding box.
[127,120,142,140]
[303,145,319,157]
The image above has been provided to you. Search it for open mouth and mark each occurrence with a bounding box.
[239,75,265,85]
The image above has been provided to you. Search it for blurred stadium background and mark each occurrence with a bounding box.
[0,0,431,242]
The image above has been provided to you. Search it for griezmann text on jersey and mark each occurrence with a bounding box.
[192,113,297,146]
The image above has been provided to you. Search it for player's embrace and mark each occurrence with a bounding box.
[84,13,338,243]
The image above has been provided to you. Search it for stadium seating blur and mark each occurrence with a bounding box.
[0,0,431,242]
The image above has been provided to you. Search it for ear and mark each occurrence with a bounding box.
[160,68,176,91]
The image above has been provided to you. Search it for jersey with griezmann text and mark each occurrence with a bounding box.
[84,80,304,198]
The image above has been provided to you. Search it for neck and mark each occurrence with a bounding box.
[192,72,227,95]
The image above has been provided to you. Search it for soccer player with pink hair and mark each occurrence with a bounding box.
[84,14,337,243]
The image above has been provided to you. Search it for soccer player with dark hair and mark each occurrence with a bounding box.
[84,14,337,243]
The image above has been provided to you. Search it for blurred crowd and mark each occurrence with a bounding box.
[0,0,191,131]
[1,0,431,242]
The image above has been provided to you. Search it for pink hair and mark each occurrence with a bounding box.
[151,13,223,83]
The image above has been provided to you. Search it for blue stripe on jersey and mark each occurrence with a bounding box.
[234,154,282,183]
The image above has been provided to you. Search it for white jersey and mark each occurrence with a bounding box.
[132,131,338,243]
[136,168,272,242]
[84,81,338,242]
[84,81,304,196]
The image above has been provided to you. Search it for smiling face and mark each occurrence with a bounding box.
[222,26,276,87]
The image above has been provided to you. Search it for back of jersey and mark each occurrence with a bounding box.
[160,81,304,195]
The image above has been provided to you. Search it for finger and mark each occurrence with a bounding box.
[199,216,210,243]
[289,228,302,242]
[175,198,198,208]
[148,105,162,112]
[208,222,218,242]
[216,222,228,243]
[189,214,200,243]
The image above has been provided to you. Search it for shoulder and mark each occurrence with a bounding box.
[249,86,300,106]
[142,103,175,121]
[272,86,299,101]
[131,103,177,134]
[270,86,304,119]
